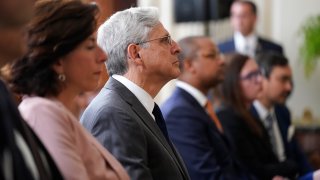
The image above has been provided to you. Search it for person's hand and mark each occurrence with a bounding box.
[313,169,320,179]
[272,176,286,180]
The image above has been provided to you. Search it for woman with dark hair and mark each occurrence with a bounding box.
[216,53,298,180]
[9,0,129,179]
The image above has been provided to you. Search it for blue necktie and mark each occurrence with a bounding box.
[152,103,170,142]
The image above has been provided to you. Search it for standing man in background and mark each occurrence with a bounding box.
[81,7,190,180]
[218,0,283,57]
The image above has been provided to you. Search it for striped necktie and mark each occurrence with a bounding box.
[265,113,277,155]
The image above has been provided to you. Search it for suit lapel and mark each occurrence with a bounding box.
[274,106,290,154]
[230,39,236,52]
[105,78,188,178]
[176,88,221,133]
[255,38,264,55]
[250,105,276,150]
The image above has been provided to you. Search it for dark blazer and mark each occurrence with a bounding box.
[80,78,190,180]
[0,80,62,180]
[217,106,299,180]
[250,104,312,176]
[161,87,254,180]
[218,36,283,55]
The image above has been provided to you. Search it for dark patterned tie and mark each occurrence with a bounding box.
[152,103,170,142]
[266,113,277,155]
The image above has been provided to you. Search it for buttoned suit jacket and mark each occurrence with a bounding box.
[81,77,190,180]
[161,87,254,180]
[218,36,283,55]
[250,104,312,176]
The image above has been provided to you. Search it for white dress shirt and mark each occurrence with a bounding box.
[176,81,207,107]
[234,32,258,58]
[112,75,155,120]
[253,100,286,161]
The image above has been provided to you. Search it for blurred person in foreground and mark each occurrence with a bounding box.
[218,0,283,58]
[161,36,255,179]
[0,76,62,179]
[9,0,129,179]
[217,53,298,179]
[81,6,190,180]
[251,52,312,177]
[1,0,63,179]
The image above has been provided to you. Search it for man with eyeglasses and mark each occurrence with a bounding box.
[250,52,312,178]
[81,7,190,180]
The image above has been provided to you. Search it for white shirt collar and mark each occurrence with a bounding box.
[253,100,275,122]
[176,81,207,107]
[234,31,258,57]
[112,75,155,119]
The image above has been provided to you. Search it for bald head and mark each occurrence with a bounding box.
[178,36,225,93]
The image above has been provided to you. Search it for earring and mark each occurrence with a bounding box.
[58,74,66,82]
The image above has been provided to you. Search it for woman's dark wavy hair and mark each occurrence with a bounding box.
[221,53,262,136]
[9,0,99,97]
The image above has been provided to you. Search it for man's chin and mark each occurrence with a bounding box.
[275,98,287,105]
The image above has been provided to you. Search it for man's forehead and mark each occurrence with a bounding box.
[148,23,168,36]
[271,66,292,75]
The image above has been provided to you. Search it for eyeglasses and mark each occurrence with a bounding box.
[240,70,261,81]
[136,35,172,46]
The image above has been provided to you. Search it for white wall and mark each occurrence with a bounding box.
[138,0,320,122]
[270,0,320,122]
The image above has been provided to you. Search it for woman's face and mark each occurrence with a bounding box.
[59,32,107,93]
[239,59,262,104]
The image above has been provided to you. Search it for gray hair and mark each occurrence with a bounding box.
[97,7,160,75]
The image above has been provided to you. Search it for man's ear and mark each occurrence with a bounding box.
[127,43,142,65]
[184,59,196,73]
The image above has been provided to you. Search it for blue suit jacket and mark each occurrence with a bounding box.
[218,36,283,55]
[161,87,254,180]
[250,104,312,176]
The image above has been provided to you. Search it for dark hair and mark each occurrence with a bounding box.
[256,52,289,78]
[9,0,99,97]
[221,53,262,136]
[233,0,257,15]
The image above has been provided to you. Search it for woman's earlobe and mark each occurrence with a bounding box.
[52,58,64,74]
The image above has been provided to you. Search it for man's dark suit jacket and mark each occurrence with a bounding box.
[161,87,254,180]
[217,106,299,180]
[218,36,283,55]
[250,104,313,176]
[80,78,190,180]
